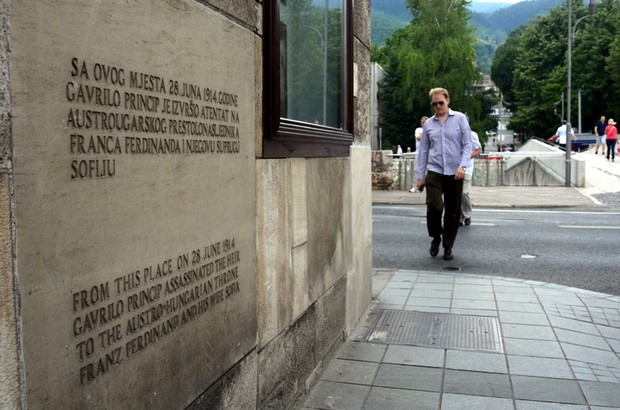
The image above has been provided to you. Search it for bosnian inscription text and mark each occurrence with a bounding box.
[66,58,243,180]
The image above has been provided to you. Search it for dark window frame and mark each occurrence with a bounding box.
[263,0,354,158]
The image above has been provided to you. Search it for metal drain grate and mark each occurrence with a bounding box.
[367,310,503,353]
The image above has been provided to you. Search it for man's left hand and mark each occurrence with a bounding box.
[454,167,465,180]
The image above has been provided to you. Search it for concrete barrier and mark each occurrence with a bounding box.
[372,140,585,190]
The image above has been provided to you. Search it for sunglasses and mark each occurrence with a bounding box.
[431,101,446,107]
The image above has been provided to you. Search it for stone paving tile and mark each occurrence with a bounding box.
[547,315,600,335]
[495,293,540,303]
[443,369,512,398]
[554,328,610,350]
[364,387,439,410]
[452,284,494,293]
[412,283,454,291]
[579,380,620,407]
[449,308,499,317]
[573,372,599,381]
[543,306,589,319]
[373,364,443,392]
[561,343,620,368]
[453,277,491,285]
[410,289,453,299]
[511,376,587,405]
[383,345,445,368]
[440,393,513,410]
[445,350,508,374]
[405,296,452,308]
[537,295,584,305]
[504,338,565,358]
[568,361,620,383]
[507,356,573,379]
[374,303,404,311]
[392,271,419,280]
[580,298,620,309]
[515,401,588,409]
[336,341,387,363]
[320,359,379,385]
[416,277,455,285]
[497,301,544,313]
[501,323,557,341]
[608,318,620,328]
[493,284,536,294]
[302,380,369,410]
[499,312,550,326]
[451,299,497,310]
[451,291,495,301]
[385,281,415,290]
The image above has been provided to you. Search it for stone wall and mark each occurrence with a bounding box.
[371,150,396,190]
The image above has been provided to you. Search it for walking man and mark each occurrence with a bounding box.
[460,131,482,226]
[416,88,471,260]
[594,116,606,155]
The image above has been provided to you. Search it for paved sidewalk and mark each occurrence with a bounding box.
[299,269,620,409]
[372,186,597,208]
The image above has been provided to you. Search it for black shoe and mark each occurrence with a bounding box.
[430,238,440,257]
[464,218,471,226]
[443,248,453,260]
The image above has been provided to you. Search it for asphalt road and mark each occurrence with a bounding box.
[373,204,620,296]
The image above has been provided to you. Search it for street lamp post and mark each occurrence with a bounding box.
[566,0,596,186]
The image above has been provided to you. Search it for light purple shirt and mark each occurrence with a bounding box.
[416,109,472,180]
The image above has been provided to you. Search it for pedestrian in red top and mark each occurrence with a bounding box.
[605,119,617,162]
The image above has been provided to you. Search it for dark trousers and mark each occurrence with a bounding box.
[606,139,617,160]
[425,171,463,249]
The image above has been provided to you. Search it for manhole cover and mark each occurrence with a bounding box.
[367,310,503,353]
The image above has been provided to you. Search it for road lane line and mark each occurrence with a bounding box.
[421,222,496,226]
[559,225,620,229]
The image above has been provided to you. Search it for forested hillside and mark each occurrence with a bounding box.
[372,0,563,72]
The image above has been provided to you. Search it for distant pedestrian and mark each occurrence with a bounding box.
[414,116,429,144]
[605,119,617,162]
[416,88,471,260]
[594,116,606,155]
[410,116,429,192]
[553,120,576,150]
[460,131,482,227]
[396,145,403,156]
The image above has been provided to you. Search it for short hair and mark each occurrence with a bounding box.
[429,88,449,100]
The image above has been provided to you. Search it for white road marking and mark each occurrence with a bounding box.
[559,225,620,230]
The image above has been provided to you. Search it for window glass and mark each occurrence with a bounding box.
[279,0,343,128]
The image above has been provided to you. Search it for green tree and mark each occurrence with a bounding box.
[490,27,523,105]
[492,0,620,138]
[373,0,480,150]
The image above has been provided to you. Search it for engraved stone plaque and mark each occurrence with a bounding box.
[10,1,256,408]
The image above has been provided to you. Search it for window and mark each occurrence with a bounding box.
[263,0,353,158]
